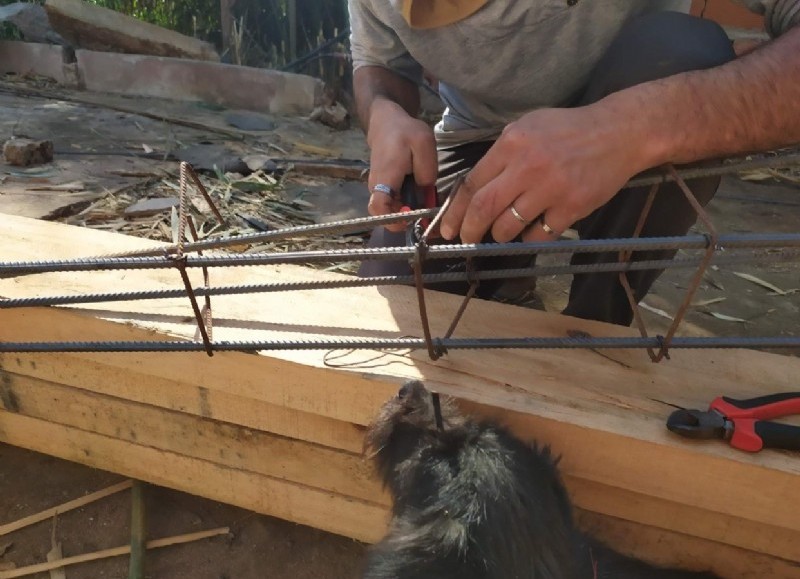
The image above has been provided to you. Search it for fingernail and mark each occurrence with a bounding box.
[440,224,453,239]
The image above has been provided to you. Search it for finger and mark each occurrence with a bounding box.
[441,150,505,243]
[409,131,438,187]
[440,170,479,240]
[368,155,408,231]
[487,174,554,243]
[441,147,514,242]
[457,169,523,243]
[489,196,542,243]
[368,186,406,232]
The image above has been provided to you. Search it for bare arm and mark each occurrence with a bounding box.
[635,26,800,166]
[441,26,800,244]
[354,66,437,229]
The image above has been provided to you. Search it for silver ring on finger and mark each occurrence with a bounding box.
[372,183,394,197]
[509,204,530,225]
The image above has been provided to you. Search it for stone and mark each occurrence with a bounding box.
[3,138,54,167]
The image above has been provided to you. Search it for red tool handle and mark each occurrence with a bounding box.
[710,393,800,452]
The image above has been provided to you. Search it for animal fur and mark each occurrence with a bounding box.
[363,380,719,579]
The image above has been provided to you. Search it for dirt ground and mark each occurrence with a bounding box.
[1,76,799,578]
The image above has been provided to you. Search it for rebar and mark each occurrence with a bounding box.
[1,335,798,353]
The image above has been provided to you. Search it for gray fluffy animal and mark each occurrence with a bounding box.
[363,380,719,579]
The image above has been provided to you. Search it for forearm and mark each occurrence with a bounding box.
[354,65,421,134]
[603,26,800,169]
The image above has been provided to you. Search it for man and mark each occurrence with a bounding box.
[349,0,800,325]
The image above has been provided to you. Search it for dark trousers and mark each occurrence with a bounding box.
[359,11,736,326]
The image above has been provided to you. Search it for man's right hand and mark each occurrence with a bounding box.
[366,98,438,232]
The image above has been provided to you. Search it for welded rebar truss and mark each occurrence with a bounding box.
[2,152,800,362]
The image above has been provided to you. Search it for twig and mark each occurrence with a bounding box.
[0,480,133,537]
[0,528,229,579]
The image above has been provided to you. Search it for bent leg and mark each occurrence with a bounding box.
[564,11,736,325]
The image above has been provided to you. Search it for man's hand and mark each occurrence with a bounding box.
[440,104,651,243]
[354,66,438,232]
[441,24,800,245]
[366,98,437,231]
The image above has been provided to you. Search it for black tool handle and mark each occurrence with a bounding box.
[713,392,800,421]
[722,392,800,410]
[400,175,421,210]
[754,421,800,451]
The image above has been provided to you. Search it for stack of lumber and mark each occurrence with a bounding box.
[0,212,798,578]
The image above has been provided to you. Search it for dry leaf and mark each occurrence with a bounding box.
[708,312,748,323]
[639,302,674,320]
[732,271,788,295]
[691,297,727,307]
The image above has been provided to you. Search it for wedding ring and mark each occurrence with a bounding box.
[539,216,555,236]
[509,204,529,224]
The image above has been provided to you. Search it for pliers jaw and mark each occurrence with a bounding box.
[666,408,732,440]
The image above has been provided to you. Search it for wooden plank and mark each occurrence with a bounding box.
[1,314,800,552]
[0,371,387,504]
[0,337,366,454]
[576,510,800,579]
[564,477,800,563]
[1,213,800,559]
[44,0,219,61]
[0,410,388,543]
[0,408,794,579]
[5,368,798,563]
[0,307,396,428]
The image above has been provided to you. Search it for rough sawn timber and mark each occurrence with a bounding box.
[0,212,798,578]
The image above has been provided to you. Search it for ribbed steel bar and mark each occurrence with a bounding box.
[625,151,800,188]
[98,208,440,259]
[1,336,798,353]
[92,149,800,259]
[4,233,800,276]
[3,250,798,309]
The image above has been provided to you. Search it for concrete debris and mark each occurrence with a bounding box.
[44,0,219,61]
[3,138,54,167]
[0,3,65,45]
[310,102,350,131]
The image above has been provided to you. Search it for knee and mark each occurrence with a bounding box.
[582,11,736,102]
[621,11,735,73]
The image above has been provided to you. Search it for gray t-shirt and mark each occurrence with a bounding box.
[349,0,798,145]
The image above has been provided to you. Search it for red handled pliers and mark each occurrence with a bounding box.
[399,174,438,215]
[399,175,439,241]
[667,392,800,452]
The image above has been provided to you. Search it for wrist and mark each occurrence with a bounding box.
[591,85,677,172]
[367,97,408,138]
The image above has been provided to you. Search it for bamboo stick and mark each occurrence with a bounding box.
[127,481,147,579]
[0,480,133,537]
[0,528,230,579]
